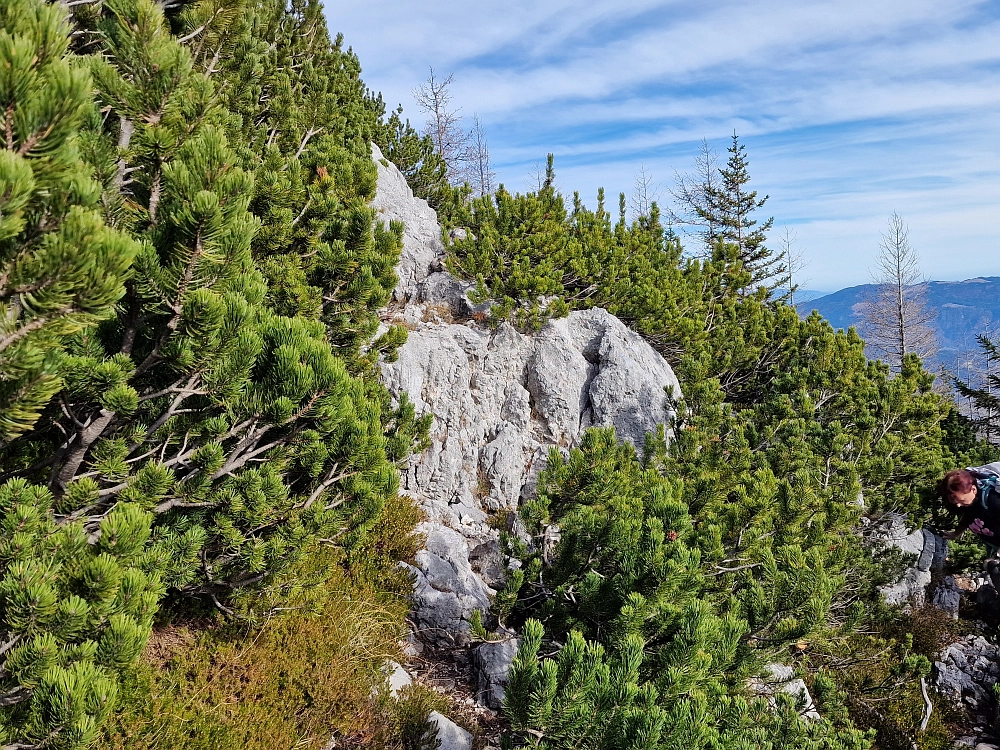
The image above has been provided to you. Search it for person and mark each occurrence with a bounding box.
[938,462,1000,587]
[938,463,1000,540]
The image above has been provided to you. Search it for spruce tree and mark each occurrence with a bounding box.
[697,134,783,294]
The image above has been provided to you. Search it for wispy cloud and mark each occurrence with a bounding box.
[331,0,1000,289]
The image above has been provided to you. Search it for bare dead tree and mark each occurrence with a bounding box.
[412,68,468,182]
[857,213,938,371]
[667,138,721,254]
[467,114,495,197]
[630,163,662,219]
[778,226,809,307]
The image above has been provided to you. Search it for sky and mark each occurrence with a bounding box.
[328,0,1000,291]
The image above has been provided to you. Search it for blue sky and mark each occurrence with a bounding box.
[329,0,1000,291]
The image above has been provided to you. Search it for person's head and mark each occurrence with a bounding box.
[938,469,978,508]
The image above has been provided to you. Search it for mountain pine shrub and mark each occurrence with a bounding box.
[0,0,432,745]
[0,0,136,444]
[446,162,960,746]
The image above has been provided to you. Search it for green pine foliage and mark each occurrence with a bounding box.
[0,0,982,748]
[0,479,163,749]
[503,619,666,750]
[445,157,960,746]
[0,0,136,444]
[0,0,433,745]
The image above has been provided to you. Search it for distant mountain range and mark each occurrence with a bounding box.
[796,277,1000,369]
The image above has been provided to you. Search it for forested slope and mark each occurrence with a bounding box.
[0,1,991,749]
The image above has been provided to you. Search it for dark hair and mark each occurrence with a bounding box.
[937,469,976,506]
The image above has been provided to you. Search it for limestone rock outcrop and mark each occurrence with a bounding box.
[371,143,443,301]
[876,514,947,607]
[934,635,1000,712]
[372,144,681,651]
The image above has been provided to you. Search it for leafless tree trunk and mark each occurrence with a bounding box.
[413,68,468,182]
[467,115,495,197]
[857,213,938,371]
[667,138,721,253]
[630,163,661,219]
[778,226,808,307]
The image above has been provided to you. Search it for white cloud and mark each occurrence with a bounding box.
[330,0,1000,289]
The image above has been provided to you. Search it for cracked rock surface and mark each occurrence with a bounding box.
[876,514,947,607]
[935,635,1000,712]
[373,144,681,650]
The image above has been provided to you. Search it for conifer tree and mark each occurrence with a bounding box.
[953,332,1000,444]
[2,0,419,614]
[0,480,163,749]
[443,159,951,744]
[503,620,665,750]
[702,134,783,294]
[0,0,135,444]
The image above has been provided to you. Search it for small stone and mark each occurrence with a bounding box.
[428,711,473,750]
[403,631,424,657]
[385,661,411,698]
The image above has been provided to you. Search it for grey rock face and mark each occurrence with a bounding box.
[382,310,680,645]
[876,515,948,607]
[405,526,496,645]
[934,635,1000,711]
[472,637,521,709]
[931,575,962,619]
[418,272,491,320]
[373,146,680,657]
[371,143,445,302]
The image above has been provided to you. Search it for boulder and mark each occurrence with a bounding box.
[931,575,962,619]
[934,635,1000,711]
[418,272,491,320]
[371,143,445,302]
[751,663,821,721]
[428,711,473,750]
[876,515,947,606]
[472,636,521,709]
[406,526,495,645]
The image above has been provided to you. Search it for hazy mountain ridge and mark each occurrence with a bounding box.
[798,277,1000,367]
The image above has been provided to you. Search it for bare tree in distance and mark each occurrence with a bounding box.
[667,138,721,253]
[857,213,938,371]
[630,163,662,219]
[778,226,809,307]
[467,114,495,197]
[525,158,559,193]
[413,68,468,182]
